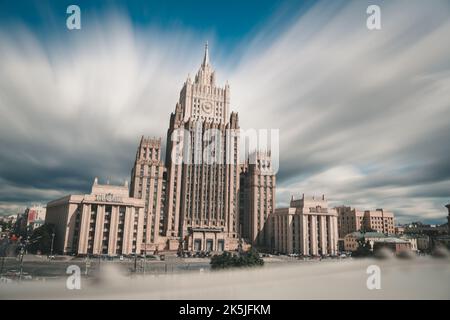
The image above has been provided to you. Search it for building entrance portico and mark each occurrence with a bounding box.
[185,227,226,252]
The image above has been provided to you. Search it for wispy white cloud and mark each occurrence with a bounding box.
[0,1,449,223]
[231,0,450,223]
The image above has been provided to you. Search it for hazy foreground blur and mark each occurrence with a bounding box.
[1,256,449,299]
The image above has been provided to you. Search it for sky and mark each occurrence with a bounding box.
[0,0,449,224]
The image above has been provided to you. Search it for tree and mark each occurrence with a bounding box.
[0,219,13,232]
[210,248,264,269]
[353,236,373,257]
[27,224,55,254]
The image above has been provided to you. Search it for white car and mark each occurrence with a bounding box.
[0,276,13,283]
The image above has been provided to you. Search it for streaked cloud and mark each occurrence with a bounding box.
[0,1,449,223]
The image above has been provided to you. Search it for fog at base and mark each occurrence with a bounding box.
[1,257,449,299]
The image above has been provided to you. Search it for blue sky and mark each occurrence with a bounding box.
[0,0,449,224]
[0,0,314,47]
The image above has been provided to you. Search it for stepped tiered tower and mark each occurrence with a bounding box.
[129,137,167,252]
[164,43,241,252]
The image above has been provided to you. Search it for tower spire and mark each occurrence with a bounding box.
[202,41,209,67]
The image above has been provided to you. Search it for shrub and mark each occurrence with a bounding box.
[210,249,264,269]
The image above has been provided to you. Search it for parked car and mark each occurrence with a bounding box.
[0,276,12,283]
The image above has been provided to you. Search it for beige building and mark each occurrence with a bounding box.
[46,44,275,255]
[364,209,395,234]
[46,178,144,255]
[163,43,240,252]
[336,206,364,238]
[336,206,395,238]
[270,195,338,256]
[129,136,167,253]
[395,226,405,236]
[239,151,276,247]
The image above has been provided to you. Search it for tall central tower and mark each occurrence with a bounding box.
[180,42,230,124]
[164,43,240,252]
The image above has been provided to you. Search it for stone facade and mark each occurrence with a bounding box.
[46,178,144,255]
[336,206,364,238]
[239,151,276,247]
[129,137,167,253]
[163,43,240,252]
[336,206,395,238]
[46,43,276,255]
[270,194,338,256]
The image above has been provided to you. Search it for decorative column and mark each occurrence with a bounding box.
[122,206,131,255]
[108,206,119,256]
[93,205,105,254]
[319,215,327,255]
[327,216,332,254]
[78,204,90,254]
[327,216,337,255]
[332,216,338,255]
[136,207,145,254]
[310,215,318,256]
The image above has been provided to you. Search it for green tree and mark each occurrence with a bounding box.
[353,236,372,257]
[27,224,55,254]
[210,249,264,269]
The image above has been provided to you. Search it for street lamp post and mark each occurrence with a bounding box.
[50,232,55,257]
[18,243,25,282]
[143,243,147,275]
[0,238,7,276]
[0,256,5,276]
[17,235,41,281]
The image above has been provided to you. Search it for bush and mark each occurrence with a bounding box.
[352,238,373,258]
[210,249,264,269]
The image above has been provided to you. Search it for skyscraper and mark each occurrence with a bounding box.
[129,137,167,253]
[240,151,276,248]
[48,43,277,255]
[126,43,244,252]
[164,43,241,252]
[127,43,279,253]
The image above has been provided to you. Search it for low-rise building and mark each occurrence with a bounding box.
[25,205,46,231]
[395,226,405,236]
[404,222,448,236]
[400,235,418,251]
[270,194,338,256]
[416,236,431,251]
[343,231,386,252]
[46,178,145,256]
[373,238,411,255]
